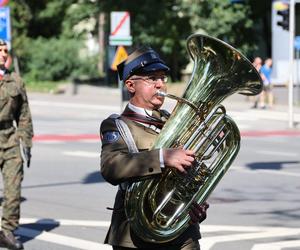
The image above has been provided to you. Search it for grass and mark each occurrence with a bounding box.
[25,81,69,93]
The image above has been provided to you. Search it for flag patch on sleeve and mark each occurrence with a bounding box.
[102,131,120,143]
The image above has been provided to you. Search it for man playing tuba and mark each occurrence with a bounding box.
[100,47,209,250]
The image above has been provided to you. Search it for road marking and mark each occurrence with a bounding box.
[231,166,300,177]
[20,218,110,227]
[63,151,99,158]
[30,100,119,112]
[257,150,298,157]
[241,130,300,137]
[16,227,110,250]
[17,220,300,250]
[252,240,300,250]
[231,110,300,122]
[33,134,99,142]
[200,227,300,250]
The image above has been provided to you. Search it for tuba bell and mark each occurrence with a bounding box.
[124,34,263,243]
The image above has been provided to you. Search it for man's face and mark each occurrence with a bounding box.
[125,70,168,110]
[0,45,8,66]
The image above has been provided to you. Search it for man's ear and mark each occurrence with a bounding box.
[125,79,136,94]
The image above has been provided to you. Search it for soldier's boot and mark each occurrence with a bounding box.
[0,230,24,250]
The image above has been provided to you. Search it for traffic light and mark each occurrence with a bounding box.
[277,9,289,30]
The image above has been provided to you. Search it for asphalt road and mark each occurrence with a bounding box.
[0,85,299,250]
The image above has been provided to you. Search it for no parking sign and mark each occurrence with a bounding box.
[0,0,9,7]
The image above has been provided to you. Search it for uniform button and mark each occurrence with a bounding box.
[149,168,154,172]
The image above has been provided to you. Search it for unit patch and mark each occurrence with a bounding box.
[102,131,120,143]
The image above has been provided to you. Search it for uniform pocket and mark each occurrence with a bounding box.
[3,145,22,161]
[0,95,8,110]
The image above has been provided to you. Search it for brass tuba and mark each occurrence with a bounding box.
[125,34,263,243]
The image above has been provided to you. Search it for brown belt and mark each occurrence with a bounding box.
[0,121,13,130]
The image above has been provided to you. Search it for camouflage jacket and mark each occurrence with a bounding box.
[0,72,33,149]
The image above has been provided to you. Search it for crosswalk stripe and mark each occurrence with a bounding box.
[17,220,300,250]
[16,227,110,250]
[20,218,110,227]
[200,228,300,250]
[251,240,300,250]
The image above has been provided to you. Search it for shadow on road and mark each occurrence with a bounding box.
[15,218,60,244]
[246,161,299,170]
[82,171,106,184]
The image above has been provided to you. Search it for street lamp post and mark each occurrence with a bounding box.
[288,0,295,128]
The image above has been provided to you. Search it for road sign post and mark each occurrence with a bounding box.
[109,11,132,110]
[288,0,295,128]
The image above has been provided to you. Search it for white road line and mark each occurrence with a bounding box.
[17,220,300,250]
[200,227,300,250]
[256,150,298,157]
[16,227,110,250]
[20,218,110,227]
[63,151,99,158]
[202,225,276,232]
[230,166,300,177]
[30,100,119,111]
[252,240,300,250]
[230,110,300,122]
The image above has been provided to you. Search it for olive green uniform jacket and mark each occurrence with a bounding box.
[0,72,33,149]
[100,105,200,248]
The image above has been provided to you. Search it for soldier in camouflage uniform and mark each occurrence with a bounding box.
[0,40,33,250]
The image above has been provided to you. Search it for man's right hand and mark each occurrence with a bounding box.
[163,148,195,173]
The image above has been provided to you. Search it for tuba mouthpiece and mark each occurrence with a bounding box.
[156,90,167,97]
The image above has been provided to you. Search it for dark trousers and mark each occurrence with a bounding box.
[112,240,201,250]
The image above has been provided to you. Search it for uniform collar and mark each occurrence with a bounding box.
[128,102,153,117]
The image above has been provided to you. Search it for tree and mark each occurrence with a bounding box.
[180,0,257,56]
[8,0,100,81]
[98,0,192,81]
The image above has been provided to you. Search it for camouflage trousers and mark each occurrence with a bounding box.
[0,145,23,232]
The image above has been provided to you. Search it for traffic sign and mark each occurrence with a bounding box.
[0,0,9,7]
[109,12,132,46]
[111,46,128,71]
[295,36,300,50]
[0,7,11,42]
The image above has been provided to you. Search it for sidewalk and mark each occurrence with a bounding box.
[28,83,300,129]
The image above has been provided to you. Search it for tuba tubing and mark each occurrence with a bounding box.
[124,34,263,243]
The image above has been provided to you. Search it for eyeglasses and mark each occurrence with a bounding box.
[130,75,168,85]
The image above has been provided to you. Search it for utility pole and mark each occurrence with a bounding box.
[98,13,105,76]
[288,0,295,128]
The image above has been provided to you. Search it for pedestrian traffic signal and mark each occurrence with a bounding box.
[277,9,289,30]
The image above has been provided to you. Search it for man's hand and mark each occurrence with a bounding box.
[189,202,209,224]
[163,148,195,173]
[24,147,31,168]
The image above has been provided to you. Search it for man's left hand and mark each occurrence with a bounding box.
[189,201,209,224]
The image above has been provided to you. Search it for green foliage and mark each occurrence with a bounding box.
[23,37,99,81]
[8,0,271,83]
[181,0,257,56]
[99,0,192,80]
[25,80,64,93]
